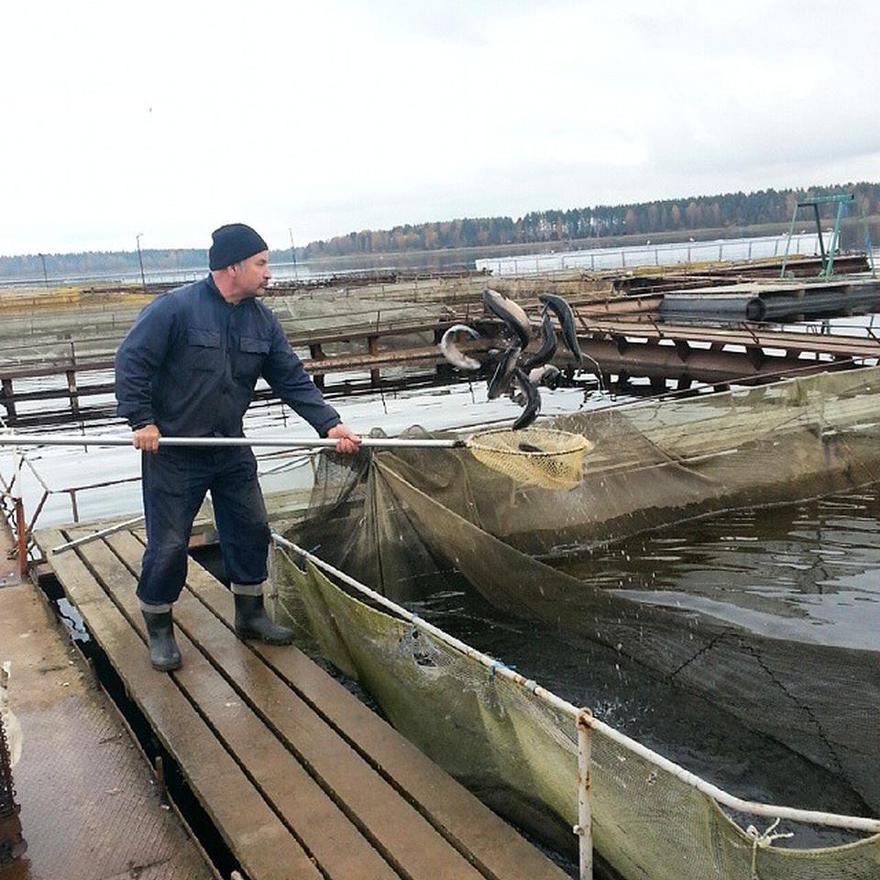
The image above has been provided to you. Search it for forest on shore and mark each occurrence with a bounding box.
[2,181,877,280]
[302,182,879,258]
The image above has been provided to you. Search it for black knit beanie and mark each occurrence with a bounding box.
[208,223,269,270]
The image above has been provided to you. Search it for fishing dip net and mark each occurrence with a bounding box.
[465,427,593,490]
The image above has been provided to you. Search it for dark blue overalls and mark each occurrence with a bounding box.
[115,276,340,606]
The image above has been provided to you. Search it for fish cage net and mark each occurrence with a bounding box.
[280,366,880,880]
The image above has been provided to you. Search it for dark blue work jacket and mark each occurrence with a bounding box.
[115,276,340,438]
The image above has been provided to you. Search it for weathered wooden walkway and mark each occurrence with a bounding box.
[34,525,569,880]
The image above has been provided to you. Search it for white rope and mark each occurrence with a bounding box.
[745,818,794,879]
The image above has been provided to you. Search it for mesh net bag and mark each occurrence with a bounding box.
[466,428,594,490]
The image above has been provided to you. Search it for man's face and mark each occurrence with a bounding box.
[232,251,271,298]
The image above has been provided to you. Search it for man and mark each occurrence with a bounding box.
[115,223,360,672]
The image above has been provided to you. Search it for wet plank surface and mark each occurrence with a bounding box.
[0,581,214,880]
[35,526,569,880]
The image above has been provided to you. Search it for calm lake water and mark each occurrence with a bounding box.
[407,483,880,842]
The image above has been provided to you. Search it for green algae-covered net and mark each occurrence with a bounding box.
[279,365,880,880]
[274,554,880,880]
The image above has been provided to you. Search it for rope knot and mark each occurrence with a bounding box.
[745,818,794,879]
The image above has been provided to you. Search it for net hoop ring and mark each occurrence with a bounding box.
[465,428,594,490]
[467,427,593,456]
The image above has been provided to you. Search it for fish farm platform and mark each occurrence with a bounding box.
[34,525,569,880]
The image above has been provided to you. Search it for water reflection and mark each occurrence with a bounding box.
[557,492,880,650]
[407,483,880,839]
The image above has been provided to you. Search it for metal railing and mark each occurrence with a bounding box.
[0,444,319,575]
[476,233,830,276]
[0,449,141,574]
[271,535,880,880]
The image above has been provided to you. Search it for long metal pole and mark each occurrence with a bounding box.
[0,434,462,450]
[50,514,145,555]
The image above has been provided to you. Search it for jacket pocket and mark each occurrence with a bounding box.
[235,335,271,382]
[186,328,222,371]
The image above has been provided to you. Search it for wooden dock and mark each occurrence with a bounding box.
[34,525,570,880]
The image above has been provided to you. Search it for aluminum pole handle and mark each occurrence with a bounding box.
[0,433,463,449]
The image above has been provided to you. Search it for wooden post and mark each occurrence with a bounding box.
[0,379,16,423]
[66,370,80,419]
[309,343,325,389]
[367,336,380,387]
[15,496,27,579]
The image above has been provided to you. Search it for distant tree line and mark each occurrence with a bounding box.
[2,181,878,279]
[302,181,880,257]
[0,248,208,281]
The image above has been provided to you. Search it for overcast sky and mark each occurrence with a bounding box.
[2,0,877,256]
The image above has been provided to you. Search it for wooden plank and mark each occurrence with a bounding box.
[103,530,489,880]
[0,358,116,381]
[34,529,321,880]
[0,381,115,404]
[156,537,572,880]
[0,377,15,420]
[74,534,402,880]
[303,345,447,374]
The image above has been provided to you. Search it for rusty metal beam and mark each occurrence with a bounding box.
[1,312,877,429]
[581,319,880,359]
[570,337,847,385]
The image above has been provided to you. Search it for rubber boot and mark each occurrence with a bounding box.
[142,609,182,672]
[234,594,294,645]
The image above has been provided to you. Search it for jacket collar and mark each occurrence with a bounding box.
[205,273,256,308]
